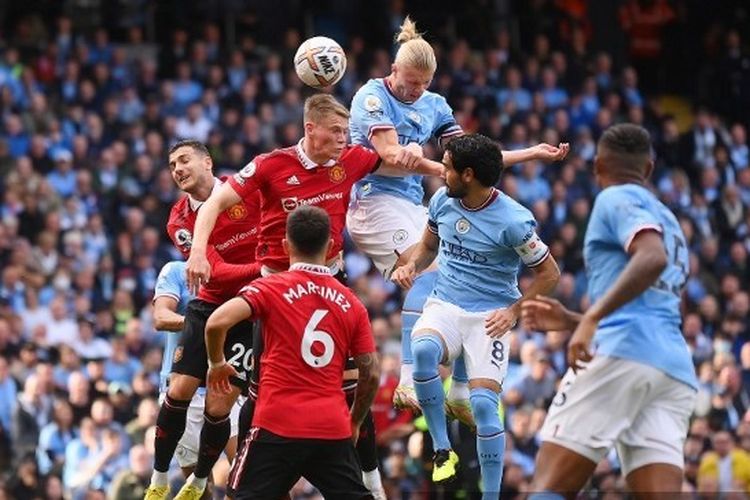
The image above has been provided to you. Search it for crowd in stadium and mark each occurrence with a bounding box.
[0,0,749,498]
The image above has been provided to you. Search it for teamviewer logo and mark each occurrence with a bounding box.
[281,197,299,212]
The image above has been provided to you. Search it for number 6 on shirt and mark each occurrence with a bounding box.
[302,309,335,368]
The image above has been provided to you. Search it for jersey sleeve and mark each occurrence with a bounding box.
[206,246,262,284]
[154,262,184,302]
[426,187,446,235]
[226,157,264,199]
[505,217,550,268]
[167,218,191,259]
[350,84,395,142]
[596,187,663,252]
[347,145,382,179]
[349,300,376,357]
[239,279,270,319]
[431,96,463,145]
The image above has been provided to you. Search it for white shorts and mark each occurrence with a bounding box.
[159,391,245,468]
[346,193,428,277]
[413,298,509,383]
[540,356,696,475]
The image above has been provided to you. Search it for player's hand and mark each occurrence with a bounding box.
[533,142,570,163]
[485,306,518,338]
[207,361,239,395]
[567,313,598,373]
[521,296,573,332]
[395,143,423,171]
[391,262,417,289]
[350,421,361,445]
[186,251,211,295]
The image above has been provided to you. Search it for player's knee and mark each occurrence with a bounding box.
[205,389,240,416]
[411,335,443,374]
[470,387,502,435]
[168,374,200,400]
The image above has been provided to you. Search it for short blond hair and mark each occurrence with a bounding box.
[303,94,350,123]
[394,16,437,74]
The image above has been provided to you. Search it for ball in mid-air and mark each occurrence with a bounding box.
[294,36,346,88]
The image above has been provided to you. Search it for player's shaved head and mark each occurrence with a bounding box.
[286,206,331,257]
[597,124,652,178]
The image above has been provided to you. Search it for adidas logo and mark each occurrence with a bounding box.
[286,175,300,185]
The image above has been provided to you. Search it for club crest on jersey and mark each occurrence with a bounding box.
[174,228,193,249]
[329,164,346,183]
[281,197,299,212]
[455,218,471,234]
[226,203,247,220]
[173,346,183,364]
[393,229,409,245]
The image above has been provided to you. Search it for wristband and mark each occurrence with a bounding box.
[208,358,227,369]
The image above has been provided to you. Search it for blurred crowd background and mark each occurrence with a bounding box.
[0,0,749,498]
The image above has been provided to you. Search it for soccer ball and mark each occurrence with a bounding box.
[294,36,347,88]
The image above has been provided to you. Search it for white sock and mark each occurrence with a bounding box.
[150,470,169,487]
[362,468,384,492]
[399,364,414,387]
[447,380,470,401]
[187,473,208,491]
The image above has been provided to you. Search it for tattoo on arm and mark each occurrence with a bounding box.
[351,352,380,426]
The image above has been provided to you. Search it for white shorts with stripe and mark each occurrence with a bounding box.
[540,356,696,475]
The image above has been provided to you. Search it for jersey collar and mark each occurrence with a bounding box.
[296,139,336,170]
[188,177,221,211]
[289,262,332,275]
[459,188,499,212]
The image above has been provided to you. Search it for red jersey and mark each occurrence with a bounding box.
[167,177,261,304]
[240,263,375,439]
[227,141,380,271]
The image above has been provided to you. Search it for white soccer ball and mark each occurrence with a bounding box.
[294,36,347,88]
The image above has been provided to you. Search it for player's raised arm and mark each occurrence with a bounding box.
[369,129,445,177]
[186,182,242,293]
[153,296,184,332]
[391,225,439,289]
[501,142,570,166]
[204,296,253,394]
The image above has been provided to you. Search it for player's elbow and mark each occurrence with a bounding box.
[204,314,228,338]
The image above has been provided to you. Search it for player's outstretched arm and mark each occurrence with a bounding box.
[205,246,262,284]
[368,128,445,178]
[350,351,380,442]
[486,254,561,338]
[186,184,242,294]
[521,296,581,332]
[153,296,185,332]
[204,297,252,393]
[568,230,667,372]
[392,227,439,288]
[501,142,570,167]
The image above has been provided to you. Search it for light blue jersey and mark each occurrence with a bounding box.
[350,78,462,205]
[154,261,194,392]
[427,187,549,312]
[584,184,697,389]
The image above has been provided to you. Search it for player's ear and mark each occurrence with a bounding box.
[327,238,334,255]
[304,121,315,136]
[643,158,654,180]
[282,238,289,256]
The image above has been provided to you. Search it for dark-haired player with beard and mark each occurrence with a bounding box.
[145,140,261,500]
